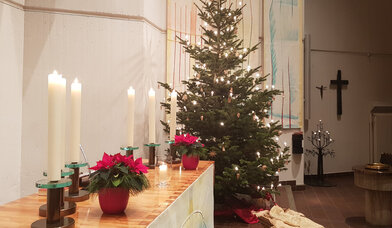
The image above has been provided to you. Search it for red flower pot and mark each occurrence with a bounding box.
[98,188,129,214]
[182,154,200,170]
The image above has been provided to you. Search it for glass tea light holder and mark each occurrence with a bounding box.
[156,155,168,188]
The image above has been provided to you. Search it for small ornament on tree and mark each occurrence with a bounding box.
[200,115,204,121]
[306,120,335,187]
[159,0,289,205]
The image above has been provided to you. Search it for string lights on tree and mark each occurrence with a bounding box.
[159,0,289,202]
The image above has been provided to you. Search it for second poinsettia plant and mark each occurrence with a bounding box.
[88,153,150,195]
[174,133,207,158]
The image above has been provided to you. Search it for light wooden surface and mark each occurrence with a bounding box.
[353,165,392,226]
[0,161,214,228]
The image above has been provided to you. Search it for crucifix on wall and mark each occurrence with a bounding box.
[330,70,349,115]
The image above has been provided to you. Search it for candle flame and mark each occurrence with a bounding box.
[149,88,155,96]
[128,86,135,95]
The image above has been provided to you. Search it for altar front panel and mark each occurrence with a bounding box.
[148,163,214,228]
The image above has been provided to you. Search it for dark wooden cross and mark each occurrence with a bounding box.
[330,70,349,115]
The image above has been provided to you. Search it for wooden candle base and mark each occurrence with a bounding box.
[39,202,76,217]
[31,217,75,228]
[64,163,90,202]
[64,190,89,202]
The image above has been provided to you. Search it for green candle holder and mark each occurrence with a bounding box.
[144,143,161,169]
[40,170,76,217]
[120,146,139,157]
[64,162,89,202]
[31,179,75,228]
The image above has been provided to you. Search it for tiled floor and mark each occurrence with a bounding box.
[215,175,387,228]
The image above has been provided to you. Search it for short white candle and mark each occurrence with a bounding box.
[148,88,156,143]
[127,87,135,146]
[169,90,177,140]
[48,71,65,181]
[70,78,81,162]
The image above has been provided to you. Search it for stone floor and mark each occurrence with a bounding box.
[215,175,386,228]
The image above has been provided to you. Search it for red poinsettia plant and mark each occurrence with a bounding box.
[87,153,150,195]
[174,133,207,157]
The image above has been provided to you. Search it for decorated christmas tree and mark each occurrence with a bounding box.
[160,0,290,202]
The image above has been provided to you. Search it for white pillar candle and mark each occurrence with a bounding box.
[169,90,177,140]
[70,78,81,162]
[148,88,156,143]
[127,87,135,146]
[48,71,64,181]
[59,77,66,169]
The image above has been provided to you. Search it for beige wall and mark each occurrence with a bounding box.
[0,2,24,204]
[304,0,392,174]
[20,0,166,196]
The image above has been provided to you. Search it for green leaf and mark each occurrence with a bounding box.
[112,177,122,187]
[118,166,129,174]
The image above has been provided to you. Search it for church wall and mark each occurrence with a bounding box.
[20,1,166,197]
[304,0,392,175]
[0,1,24,204]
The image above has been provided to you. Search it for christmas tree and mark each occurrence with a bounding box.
[160,0,290,202]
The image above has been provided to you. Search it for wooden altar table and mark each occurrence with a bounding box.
[0,161,214,227]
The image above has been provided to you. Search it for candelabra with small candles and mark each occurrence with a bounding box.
[306,120,335,187]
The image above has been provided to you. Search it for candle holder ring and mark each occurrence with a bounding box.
[31,179,75,228]
[64,162,89,202]
[120,146,139,157]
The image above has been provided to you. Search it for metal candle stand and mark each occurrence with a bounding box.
[64,162,90,202]
[120,146,139,157]
[39,170,76,217]
[165,140,181,164]
[31,179,75,228]
[144,144,161,169]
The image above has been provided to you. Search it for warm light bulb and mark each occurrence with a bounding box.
[214,31,218,35]
[220,122,224,126]
[234,166,239,171]
[192,100,197,105]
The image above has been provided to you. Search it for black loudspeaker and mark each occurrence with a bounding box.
[292,132,303,154]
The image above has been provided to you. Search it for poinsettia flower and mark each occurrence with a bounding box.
[175,133,199,146]
[90,152,115,170]
[133,157,149,174]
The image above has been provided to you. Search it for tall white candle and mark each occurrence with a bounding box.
[48,71,63,181]
[127,87,135,146]
[70,78,81,162]
[169,90,177,140]
[148,88,156,143]
[59,76,66,169]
